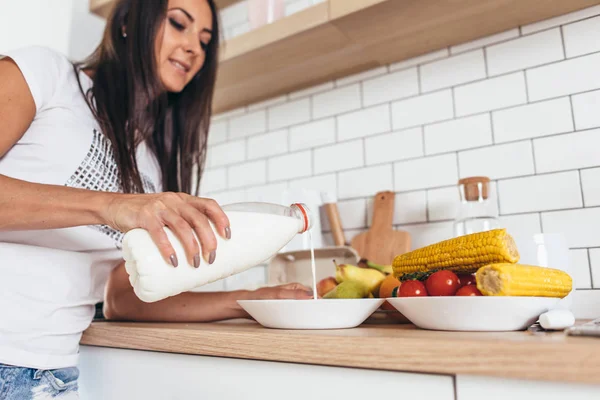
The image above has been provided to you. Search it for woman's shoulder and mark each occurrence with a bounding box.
[2,45,72,71]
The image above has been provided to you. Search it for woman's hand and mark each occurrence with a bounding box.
[247,283,316,301]
[104,192,230,268]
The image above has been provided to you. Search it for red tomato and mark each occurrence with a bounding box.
[425,270,461,296]
[456,285,482,296]
[457,273,476,287]
[398,280,428,297]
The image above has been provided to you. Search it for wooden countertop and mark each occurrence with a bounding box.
[81,319,600,385]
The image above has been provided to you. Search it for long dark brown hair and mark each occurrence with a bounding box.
[74,0,220,195]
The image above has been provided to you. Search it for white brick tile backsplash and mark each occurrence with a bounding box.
[534,129,600,173]
[285,0,313,16]
[521,5,600,35]
[208,120,227,145]
[228,160,266,188]
[394,154,458,192]
[211,11,600,294]
[338,164,393,199]
[230,21,251,39]
[591,249,600,289]
[572,90,600,130]
[267,151,312,182]
[314,140,364,174]
[427,186,459,221]
[212,106,245,123]
[498,171,582,214]
[500,213,542,239]
[245,182,289,203]
[455,72,527,116]
[209,189,247,206]
[542,207,600,248]
[362,68,419,107]
[247,129,288,159]
[492,97,574,143]
[428,182,499,221]
[209,140,246,168]
[389,48,449,71]
[486,29,564,76]
[392,89,454,130]
[229,109,266,139]
[366,191,427,226]
[289,81,334,100]
[290,118,335,151]
[526,53,600,102]
[459,141,534,180]
[365,127,423,165]
[336,199,367,230]
[289,118,336,151]
[399,221,454,250]
[268,98,311,130]
[581,168,600,207]
[247,95,287,112]
[312,84,361,119]
[288,173,337,196]
[336,66,388,87]
[420,50,486,92]
[563,16,600,58]
[424,114,493,155]
[450,29,519,55]
[200,168,227,194]
[571,249,592,289]
[337,105,391,141]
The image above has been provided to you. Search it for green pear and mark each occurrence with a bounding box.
[335,262,386,294]
[323,280,369,299]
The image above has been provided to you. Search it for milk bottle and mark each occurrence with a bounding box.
[122,202,313,302]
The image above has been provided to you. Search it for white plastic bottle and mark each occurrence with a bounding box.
[122,202,313,302]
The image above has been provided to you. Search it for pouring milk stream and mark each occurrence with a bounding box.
[121,202,317,303]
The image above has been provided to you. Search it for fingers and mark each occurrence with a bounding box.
[160,208,200,267]
[180,206,217,265]
[146,219,179,267]
[193,197,231,240]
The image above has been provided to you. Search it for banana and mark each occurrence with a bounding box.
[335,262,386,294]
[358,258,393,275]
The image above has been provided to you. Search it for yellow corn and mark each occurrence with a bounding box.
[392,229,519,277]
[476,263,572,298]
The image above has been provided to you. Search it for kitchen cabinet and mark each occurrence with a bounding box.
[78,346,454,399]
[89,0,600,114]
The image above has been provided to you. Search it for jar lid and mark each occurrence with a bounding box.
[458,176,490,201]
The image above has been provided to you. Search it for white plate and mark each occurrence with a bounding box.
[237,298,385,330]
[386,296,561,331]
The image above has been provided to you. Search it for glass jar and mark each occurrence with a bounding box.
[453,176,500,237]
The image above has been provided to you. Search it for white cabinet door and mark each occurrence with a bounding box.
[79,345,454,400]
[456,374,600,400]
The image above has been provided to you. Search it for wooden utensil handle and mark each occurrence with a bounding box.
[372,191,395,231]
[323,203,346,246]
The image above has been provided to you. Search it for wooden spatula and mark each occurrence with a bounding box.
[351,191,411,266]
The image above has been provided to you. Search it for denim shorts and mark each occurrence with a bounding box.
[0,364,79,399]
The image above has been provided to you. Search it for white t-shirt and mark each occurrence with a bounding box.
[0,46,162,369]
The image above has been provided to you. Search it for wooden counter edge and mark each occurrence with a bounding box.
[81,321,600,385]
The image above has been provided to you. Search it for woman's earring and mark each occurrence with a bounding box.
[122,32,127,38]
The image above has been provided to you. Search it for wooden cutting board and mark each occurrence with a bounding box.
[351,191,411,266]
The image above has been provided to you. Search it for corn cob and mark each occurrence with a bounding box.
[476,263,572,298]
[392,229,519,277]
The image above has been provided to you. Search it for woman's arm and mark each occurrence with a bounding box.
[0,58,228,266]
[103,262,314,322]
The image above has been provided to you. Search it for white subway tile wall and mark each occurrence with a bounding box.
[207,4,600,300]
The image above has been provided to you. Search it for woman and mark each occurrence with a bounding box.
[0,0,311,397]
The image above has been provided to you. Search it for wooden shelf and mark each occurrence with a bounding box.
[89,0,243,19]
[89,0,600,114]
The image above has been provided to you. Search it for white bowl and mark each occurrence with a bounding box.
[237,299,385,330]
[386,296,561,331]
